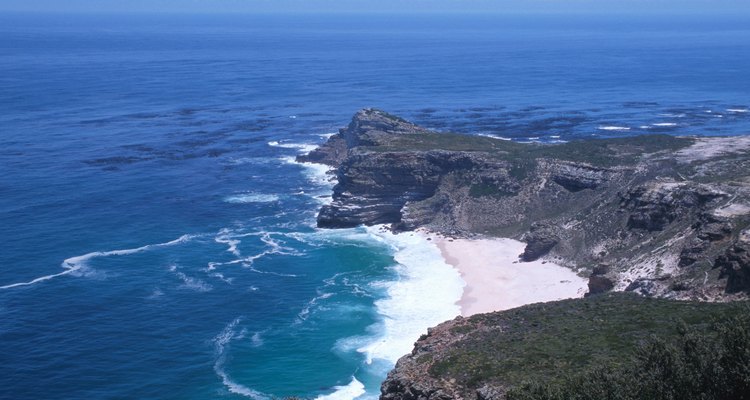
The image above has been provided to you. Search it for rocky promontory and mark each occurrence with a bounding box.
[300,108,750,300]
[299,109,750,400]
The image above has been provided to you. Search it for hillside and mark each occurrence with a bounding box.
[299,108,750,300]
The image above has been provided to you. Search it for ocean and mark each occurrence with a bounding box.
[1,11,748,399]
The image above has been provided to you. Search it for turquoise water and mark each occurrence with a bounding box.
[1,12,749,399]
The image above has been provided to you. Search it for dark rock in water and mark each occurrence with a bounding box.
[587,275,615,296]
[520,223,559,262]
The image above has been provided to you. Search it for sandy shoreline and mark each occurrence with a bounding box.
[424,233,588,317]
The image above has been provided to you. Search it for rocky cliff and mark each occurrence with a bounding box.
[299,109,750,400]
[300,109,750,300]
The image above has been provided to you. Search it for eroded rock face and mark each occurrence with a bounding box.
[551,162,609,192]
[520,223,559,262]
[622,182,726,232]
[317,152,444,228]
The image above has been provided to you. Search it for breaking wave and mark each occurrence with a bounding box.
[0,234,196,290]
[213,317,270,399]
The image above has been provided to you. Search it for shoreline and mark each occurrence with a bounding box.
[420,231,588,317]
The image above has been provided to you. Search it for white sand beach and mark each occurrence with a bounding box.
[431,235,588,317]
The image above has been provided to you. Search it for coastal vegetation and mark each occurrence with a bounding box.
[430,294,747,388]
[507,306,750,400]
[365,130,692,168]
[382,293,750,399]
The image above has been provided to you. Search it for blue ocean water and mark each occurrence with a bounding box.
[1,12,749,399]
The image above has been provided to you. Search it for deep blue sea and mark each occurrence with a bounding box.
[1,12,749,399]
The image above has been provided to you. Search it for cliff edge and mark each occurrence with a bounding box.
[300,108,750,300]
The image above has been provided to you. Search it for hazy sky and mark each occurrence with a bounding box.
[1,0,749,14]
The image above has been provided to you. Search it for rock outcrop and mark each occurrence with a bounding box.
[301,108,750,299]
[299,109,750,400]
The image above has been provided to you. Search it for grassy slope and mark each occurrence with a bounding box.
[428,293,748,389]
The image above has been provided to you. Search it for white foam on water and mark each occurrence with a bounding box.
[215,228,244,256]
[147,288,164,299]
[658,113,686,117]
[168,265,212,292]
[296,292,335,323]
[283,152,336,204]
[597,125,631,131]
[209,272,234,284]
[291,227,382,248]
[216,229,242,256]
[323,273,372,298]
[224,193,281,204]
[247,266,299,278]
[299,161,336,188]
[213,317,270,400]
[291,226,462,398]
[208,231,300,278]
[652,122,678,127]
[728,108,748,113]
[250,332,264,348]
[315,377,366,400]
[477,133,512,140]
[268,140,318,154]
[226,157,278,166]
[0,234,196,290]
[349,226,464,366]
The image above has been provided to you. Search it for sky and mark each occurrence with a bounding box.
[1,0,749,14]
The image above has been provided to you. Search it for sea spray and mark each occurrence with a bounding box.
[358,226,464,364]
[318,226,465,399]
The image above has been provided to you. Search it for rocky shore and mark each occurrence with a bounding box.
[300,108,750,300]
[299,108,750,399]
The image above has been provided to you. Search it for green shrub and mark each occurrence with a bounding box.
[507,313,750,400]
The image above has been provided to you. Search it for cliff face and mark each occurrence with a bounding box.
[300,109,750,400]
[301,109,750,301]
